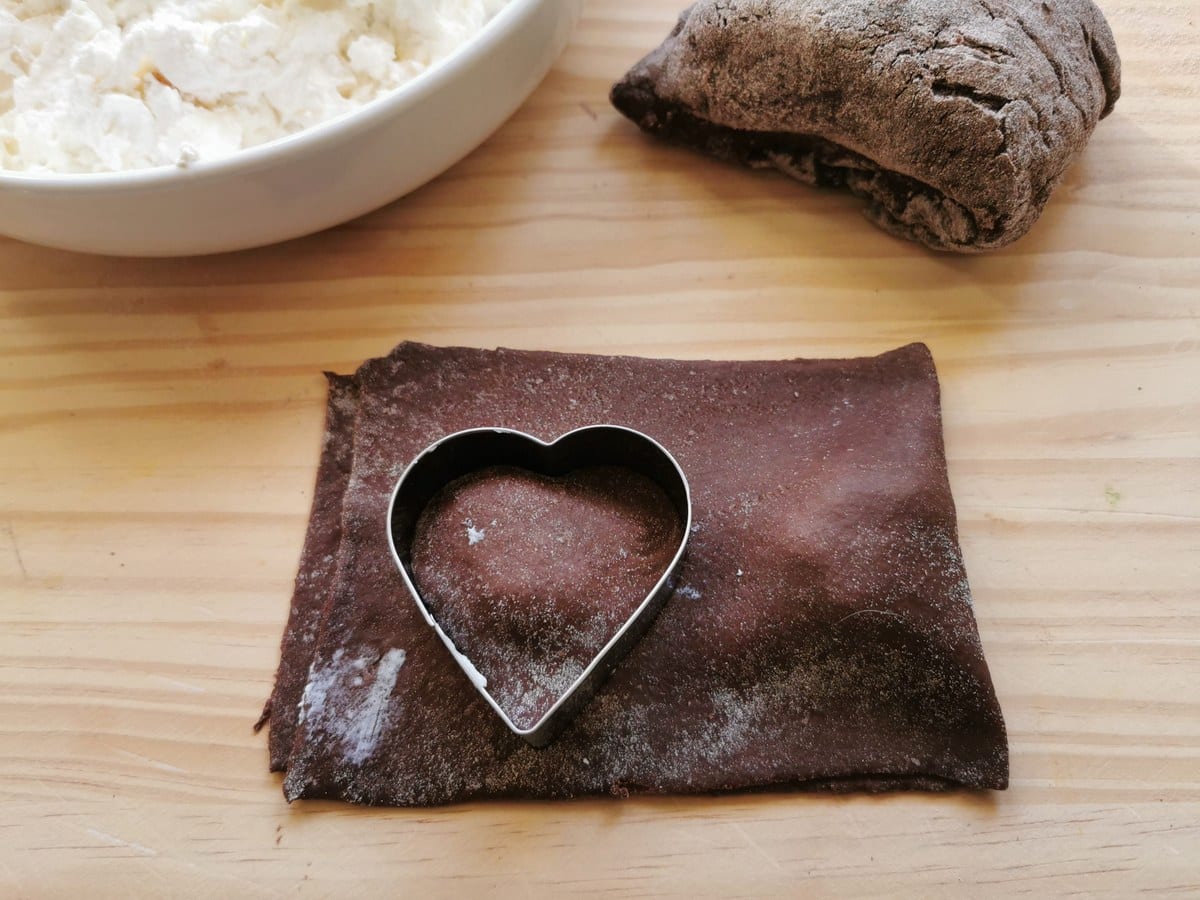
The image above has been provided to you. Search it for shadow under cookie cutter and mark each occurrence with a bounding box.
[386,425,692,748]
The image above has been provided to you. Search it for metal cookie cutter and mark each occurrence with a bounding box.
[386,425,691,748]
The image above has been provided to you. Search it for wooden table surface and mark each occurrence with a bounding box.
[2,1,1198,896]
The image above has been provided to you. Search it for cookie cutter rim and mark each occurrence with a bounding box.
[385,425,691,749]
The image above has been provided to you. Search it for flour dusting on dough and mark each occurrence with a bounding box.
[296,647,406,765]
[464,518,487,545]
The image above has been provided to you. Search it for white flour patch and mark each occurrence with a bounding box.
[464,518,487,545]
[342,649,407,765]
[296,649,343,728]
[1,0,511,173]
[297,647,407,766]
[448,641,489,690]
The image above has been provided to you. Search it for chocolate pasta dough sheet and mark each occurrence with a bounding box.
[264,342,1008,805]
[258,374,359,771]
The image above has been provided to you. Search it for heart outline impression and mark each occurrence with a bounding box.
[386,425,692,748]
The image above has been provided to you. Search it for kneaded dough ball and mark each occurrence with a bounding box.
[612,0,1120,252]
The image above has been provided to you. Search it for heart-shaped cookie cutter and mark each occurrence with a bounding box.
[386,425,691,748]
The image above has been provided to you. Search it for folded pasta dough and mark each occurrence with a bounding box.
[611,0,1120,251]
[266,343,1008,805]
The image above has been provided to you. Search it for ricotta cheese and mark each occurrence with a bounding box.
[0,0,510,174]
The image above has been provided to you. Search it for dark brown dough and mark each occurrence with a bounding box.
[256,373,359,771]
[411,464,685,730]
[270,342,1008,805]
[611,0,1121,251]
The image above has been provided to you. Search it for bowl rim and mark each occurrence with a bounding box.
[0,0,540,192]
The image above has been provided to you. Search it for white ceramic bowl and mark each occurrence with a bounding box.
[0,0,584,257]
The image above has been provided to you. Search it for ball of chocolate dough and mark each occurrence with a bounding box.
[611,0,1121,252]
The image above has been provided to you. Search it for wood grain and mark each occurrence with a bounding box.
[1,1,1198,896]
